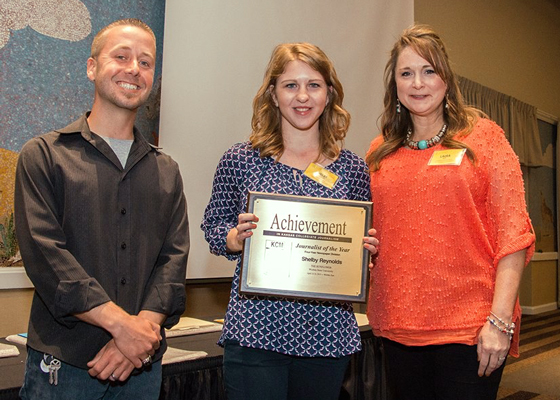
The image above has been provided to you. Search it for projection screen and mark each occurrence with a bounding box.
[159,1,413,279]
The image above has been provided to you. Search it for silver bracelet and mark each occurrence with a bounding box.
[490,311,515,331]
[487,316,514,340]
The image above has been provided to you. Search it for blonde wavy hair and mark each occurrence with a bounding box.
[250,43,350,161]
[367,24,483,171]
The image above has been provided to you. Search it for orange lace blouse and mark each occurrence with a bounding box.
[366,118,535,356]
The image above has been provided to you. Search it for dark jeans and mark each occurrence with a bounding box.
[223,340,351,400]
[381,338,506,400]
[20,347,162,400]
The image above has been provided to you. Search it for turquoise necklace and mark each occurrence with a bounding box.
[405,124,447,150]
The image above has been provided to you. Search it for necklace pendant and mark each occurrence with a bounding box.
[404,124,448,150]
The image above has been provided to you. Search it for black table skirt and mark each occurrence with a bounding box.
[1,328,385,400]
[161,355,225,400]
[160,328,385,400]
[340,330,386,400]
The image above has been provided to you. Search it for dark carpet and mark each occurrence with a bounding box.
[498,309,560,399]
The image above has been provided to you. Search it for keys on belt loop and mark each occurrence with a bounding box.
[48,358,61,385]
[42,354,61,386]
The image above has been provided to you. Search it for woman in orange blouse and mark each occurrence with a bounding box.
[366,25,535,400]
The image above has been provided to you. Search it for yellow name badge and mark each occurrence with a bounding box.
[428,149,467,166]
[304,163,339,189]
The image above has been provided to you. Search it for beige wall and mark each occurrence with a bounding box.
[415,0,560,120]
[183,282,231,319]
[519,260,557,309]
[415,0,560,311]
[0,289,33,338]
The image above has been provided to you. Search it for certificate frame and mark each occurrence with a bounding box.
[239,191,372,303]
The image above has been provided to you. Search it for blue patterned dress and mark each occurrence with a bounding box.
[201,142,370,357]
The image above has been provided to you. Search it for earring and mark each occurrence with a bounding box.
[396,99,401,114]
[445,93,450,110]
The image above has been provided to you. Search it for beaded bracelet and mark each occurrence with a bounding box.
[486,316,514,340]
[490,311,515,330]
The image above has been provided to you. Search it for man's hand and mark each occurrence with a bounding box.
[87,340,135,381]
[111,314,162,368]
[76,302,162,369]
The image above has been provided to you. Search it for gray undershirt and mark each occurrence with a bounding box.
[99,136,134,168]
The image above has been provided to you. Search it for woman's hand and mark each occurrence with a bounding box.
[363,228,379,269]
[477,250,525,376]
[226,213,259,253]
[476,320,511,376]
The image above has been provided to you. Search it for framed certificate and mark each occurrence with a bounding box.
[239,192,372,302]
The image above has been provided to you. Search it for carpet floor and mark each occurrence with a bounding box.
[498,309,560,399]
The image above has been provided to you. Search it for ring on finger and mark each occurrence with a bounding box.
[111,372,117,380]
[142,355,152,366]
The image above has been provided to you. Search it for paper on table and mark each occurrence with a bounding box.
[162,347,207,364]
[5,333,27,346]
[0,342,20,358]
[354,313,370,327]
[165,317,223,338]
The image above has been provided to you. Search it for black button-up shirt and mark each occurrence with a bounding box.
[15,113,189,368]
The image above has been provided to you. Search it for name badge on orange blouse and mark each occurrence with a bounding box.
[428,149,466,166]
[304,163,339,189]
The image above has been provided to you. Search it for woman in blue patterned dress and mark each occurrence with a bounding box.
[201,43,378,400]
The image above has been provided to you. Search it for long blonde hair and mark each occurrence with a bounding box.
[250,43,350,161]
[367,24,483,171]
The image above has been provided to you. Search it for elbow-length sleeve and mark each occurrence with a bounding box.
[478,120,535,267]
